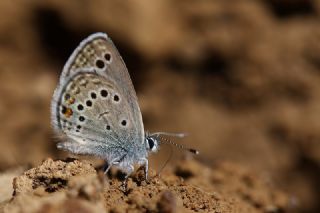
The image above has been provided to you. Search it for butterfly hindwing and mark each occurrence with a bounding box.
[51,33,145,160]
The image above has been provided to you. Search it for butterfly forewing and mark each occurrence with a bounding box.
[63,33,143,136]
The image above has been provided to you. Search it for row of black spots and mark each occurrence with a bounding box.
[102,119,127,134]
[75,89,112,113]
[95,52,112,69]
[76,97,94,112]
[83,90,100,109]
[62,121,81,133]
[104,119,127,131]
[84,88,97,108]
[62,118,81,132]
[99,88,120,103]
[76,102,90,111]
[62,119,73,131]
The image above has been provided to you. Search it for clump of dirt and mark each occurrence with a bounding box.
[0,0,320,211]
[3,158,291,213]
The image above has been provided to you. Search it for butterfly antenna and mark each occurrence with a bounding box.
[158,135,199,155]
[151,132,188,138]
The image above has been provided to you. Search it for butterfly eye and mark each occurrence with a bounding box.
[147,138,157,151]
[95,59,105,69]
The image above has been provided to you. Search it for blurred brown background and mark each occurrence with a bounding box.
[0,0,319,212]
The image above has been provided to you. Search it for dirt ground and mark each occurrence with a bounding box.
[0,0,319,212]
[2,158,290,212]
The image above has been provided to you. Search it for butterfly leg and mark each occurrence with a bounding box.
[139,157,149,182]
[121,165,134,192]
[104,159,120,175]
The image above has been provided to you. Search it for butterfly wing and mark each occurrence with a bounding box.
[51,33,145,160]
[60,33,143,136]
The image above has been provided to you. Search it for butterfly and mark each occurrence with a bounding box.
[51,33,198,188]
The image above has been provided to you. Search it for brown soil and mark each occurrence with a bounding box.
[3,158,290,213]
[0,0,319,212]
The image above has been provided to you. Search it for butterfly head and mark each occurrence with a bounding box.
[144,132,199,155]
